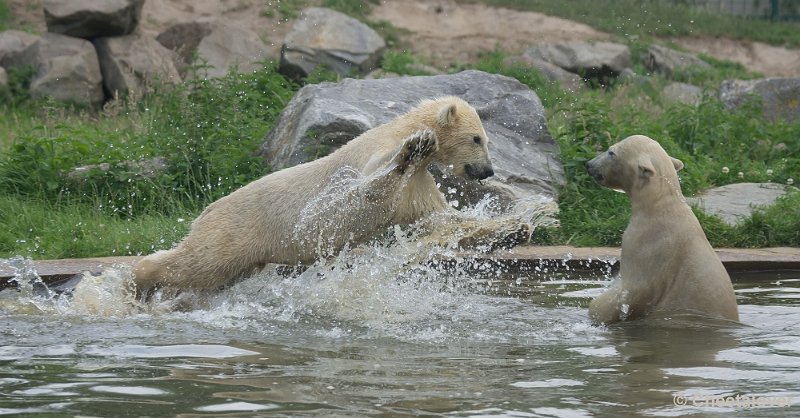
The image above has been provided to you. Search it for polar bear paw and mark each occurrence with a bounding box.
[397,129,439,173]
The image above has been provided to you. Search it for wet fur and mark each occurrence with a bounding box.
[586,135,739,324]
[133,97,496,292]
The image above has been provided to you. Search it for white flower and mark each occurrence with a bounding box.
[766,169,773,176]
[737,172,744,179]
[721,166,729,174]
[788,178,795,185]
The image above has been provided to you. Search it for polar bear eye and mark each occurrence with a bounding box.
[473,135,482,144]
[608,150,616,157]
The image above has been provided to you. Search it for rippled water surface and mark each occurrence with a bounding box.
[1,247,799,416]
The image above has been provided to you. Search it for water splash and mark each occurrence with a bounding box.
[1,187,561,339]
[214,193,559,330]
[292,165,371,259]
[0,258,145,317]
[70,265,142,317]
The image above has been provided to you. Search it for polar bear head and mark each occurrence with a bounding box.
[419,96,494,180]
[586,135,684,195]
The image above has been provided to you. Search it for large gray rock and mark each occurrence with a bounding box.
[690,183,796,225]
[43,0,144,39]
[617,68,650,85]
[719,78,800,123]
[94,33,181,97]
[662,82,703,106]
[523,41,631,84]
[0,30,40,69]
[19,33,104,106]
[259,70,564,208]
[155,21,211,74]
[506,54,585,93]
[279,7,386,79]
[156,19,273,80]
[643,44,711,78]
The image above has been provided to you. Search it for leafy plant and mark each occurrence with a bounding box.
[0,65,35,107]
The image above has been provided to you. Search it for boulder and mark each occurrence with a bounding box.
[156,19,273,80]
[617,68,650,85]
[67,157,168,182]
[94,33,181,97]
[18,33,104,107]
[279,7,386,79]
[155,21,211,74]
[642,44,711,78]
[719,78,800,123]
[0,30,40,69]
[523,41,630,84]
[43,0,144,39]
[662,82,703,106]
[506,54,585,93]
[690,183,796,226]
[259,70,564,209]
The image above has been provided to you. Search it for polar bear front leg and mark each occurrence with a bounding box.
[395,129,439,174]
[589,283,635,325]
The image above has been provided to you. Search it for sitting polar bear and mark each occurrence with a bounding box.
[133,96,505,293]
[586,135,739,324]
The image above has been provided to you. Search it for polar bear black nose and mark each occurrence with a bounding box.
[586,160,604,182]
[465,163,494,180]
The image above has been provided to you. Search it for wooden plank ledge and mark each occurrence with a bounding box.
[463,246,800,273]
[1,256,141,288]
[2,247,800,288]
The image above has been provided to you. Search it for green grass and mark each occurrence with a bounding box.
[2,63,296,215]
[261,0,379,21]
[0,63,297,258]
[261,0,307,20]
[0,196,190,258]
[464,0,800,47]
[380,51,438,76]
[321,0,380,20]
[0,0,9,31]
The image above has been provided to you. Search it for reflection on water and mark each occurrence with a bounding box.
[1,244,799,415]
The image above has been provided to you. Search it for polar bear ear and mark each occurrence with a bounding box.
[638,156,655,179]
[437,103,458,127]
[671,157,684,172]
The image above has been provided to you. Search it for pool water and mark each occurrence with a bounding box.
[1,247,799,416]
